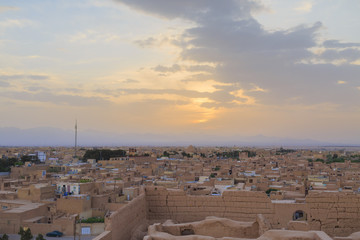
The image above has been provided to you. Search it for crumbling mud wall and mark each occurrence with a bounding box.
[105,193,148,240]
[146,187,360,237]
[101,187,360,240]
[306,192,360,237]
[272,201,309,229]
[145,187,275,223]
[159,216,259,238]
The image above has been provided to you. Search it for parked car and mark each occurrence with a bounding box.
[46,231,63,237]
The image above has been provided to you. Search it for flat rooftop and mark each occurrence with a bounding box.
[0,199,45,213]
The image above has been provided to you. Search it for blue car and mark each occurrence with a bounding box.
[46,231,63,237]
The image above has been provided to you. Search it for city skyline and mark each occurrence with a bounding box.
[1,0,360,145]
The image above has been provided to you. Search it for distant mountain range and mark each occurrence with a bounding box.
[0,127,358,147]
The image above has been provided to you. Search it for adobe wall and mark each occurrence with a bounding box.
[145,187,360,237]
[56,196,91,214]
[79,182,97,195]
[76,223,105,236]
[105,193,148,240]
[93,231,112,240]
[22,221,74,236]
[100,187,360,239]
[159,217,259,238]
[306,191,360,237]
[105,203,127,212]
[272,202,309,228]
[0,203,48,233]
[145,187,275,224]
[17,185,55,201]
[92,193,117,210]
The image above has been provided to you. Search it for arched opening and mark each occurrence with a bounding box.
[293,210,306,221]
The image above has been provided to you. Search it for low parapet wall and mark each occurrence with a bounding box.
[159,216,259,238]
[105,193,148,240]
[93,231,112,240]
[145,187,274,223]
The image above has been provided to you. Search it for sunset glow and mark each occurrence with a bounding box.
[1,0,360,145]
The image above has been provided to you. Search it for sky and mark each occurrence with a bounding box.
[0,0,360,145]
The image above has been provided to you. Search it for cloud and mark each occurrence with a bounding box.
[95,83,257,109]
[26,86,51,92]
[133,35,171,49]
[317,48,360,62]
[0,6,19,13]
[0,80,10,87]
[69,30,121,43]
[64,87,84,93]
[0,74,49,81]
[120,79,139,84]
[137,98,189,106]
[114,0,263,21]
[103,87,208,98]
[337,80,347,85]
[153,64,182,73]
[249,85,268,92]
[151,63,215,74]
[133,37,157,48]
[294,1,313,13]
[116,0,360,108]
[0,19,33,28]
[2,91,110,106]
[186,65,215,72]
[323,40,360,48]
[181,74,213,83]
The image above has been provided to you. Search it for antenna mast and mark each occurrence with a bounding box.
[75,120,77,158]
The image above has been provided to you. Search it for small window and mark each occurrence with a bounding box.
[293,210,306,221]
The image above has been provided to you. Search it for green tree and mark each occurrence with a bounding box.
[18,227,33,240]
[82,149,126,161]
[265,188,278,196]
[81,217,104,223]
[35,234,45,240]
[21,155,40,164]
[1,234,9,240]
[0,157,22,172]
[18,227,24,236]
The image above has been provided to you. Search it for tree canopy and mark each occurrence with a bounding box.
[82,149,126,161]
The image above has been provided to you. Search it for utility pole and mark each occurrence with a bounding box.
[114,178,116,192]
[79,218,81,240]
[73,215,77,240]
